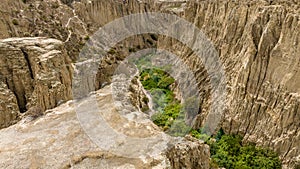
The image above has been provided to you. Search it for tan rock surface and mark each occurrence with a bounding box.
[181,1,300,168]
[0,0,299,168]
[0,80,20,128]
[166,135,210,169]
[0,37,73,128]
[0,85,210,169]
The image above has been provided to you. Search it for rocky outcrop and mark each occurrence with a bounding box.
[0,0,89,61]
[0,37,72,129]
[0,85,210,169]
[129,76,150,113]
[0,0,299,168]
[166,136,210,169]
[0,81,20,128]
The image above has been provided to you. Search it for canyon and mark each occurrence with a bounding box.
[0,0,299,168]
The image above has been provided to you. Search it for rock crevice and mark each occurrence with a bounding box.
[0,37,73,129]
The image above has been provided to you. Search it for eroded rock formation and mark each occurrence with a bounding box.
[0,37,72,128]
[166,136,210,169]
[0,0,299,168]
[0,80,20,128]
[0,85,211,169]
[180,1,300,168]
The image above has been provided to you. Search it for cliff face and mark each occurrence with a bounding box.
[0,0,299,168]
[0,37,73,128]
[0,80,20,128]
[181,1,300,168]
[75,1,299,167]
[154,0,300,167]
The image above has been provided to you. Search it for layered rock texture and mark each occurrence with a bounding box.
[0,80,20,128]
[166,136,211,169]
[0,0,299,168]
[180,1,300,168]
[0,37,72,128]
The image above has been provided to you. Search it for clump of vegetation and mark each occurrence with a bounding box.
[139,68,183,132]
[209,133,281,169]
[190,128,282,169]
[135,57,281,169]
[190,128,211,142]
[139,68,193,136]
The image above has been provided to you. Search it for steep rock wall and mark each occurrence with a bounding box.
[166,136,210,169]
[0,81,20,128]
[0,0,298,168]
[73,0,299,167]
[0,37,73,129]
[179,1,300,168]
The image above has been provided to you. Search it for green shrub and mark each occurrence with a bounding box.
[151,112,170,127]
[215,127,225,141]
[208,134,282,169]
[190,129,210,142]
[136,59,281,169]
[140,68,176,112]
[139,68,186,135]
[140,69,174,90]
[157,76,174,89]
[142,96,149,103]
[141,106,149,112]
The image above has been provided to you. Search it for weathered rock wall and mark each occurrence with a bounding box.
[0,37,73,129]
[0,0,298,168]
[77,0,299,167]
[166,136,211,169]
[179,1,300,168]
[0,81,20,128]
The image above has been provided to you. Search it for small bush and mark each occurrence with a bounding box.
[151,112,170,127]
[167,120,191,137]
[141,107,149,112]
[190,129,210,142]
